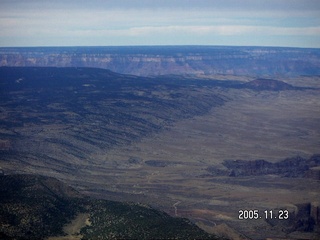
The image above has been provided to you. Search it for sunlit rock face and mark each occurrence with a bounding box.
[1,46,320,76]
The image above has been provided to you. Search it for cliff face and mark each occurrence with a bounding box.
[292,202,320,232]
[1,46,320,76]
[207,155,320,179]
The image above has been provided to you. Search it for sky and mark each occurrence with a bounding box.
[0,0,319,48]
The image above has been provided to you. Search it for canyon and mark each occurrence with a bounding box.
[0,46,320,239]
[1,46,320,76]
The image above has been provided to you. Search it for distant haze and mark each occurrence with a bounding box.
[0,0,319,48]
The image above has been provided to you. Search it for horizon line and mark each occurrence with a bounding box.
[0,44,319,50]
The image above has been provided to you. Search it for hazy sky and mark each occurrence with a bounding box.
[1,0,319,48]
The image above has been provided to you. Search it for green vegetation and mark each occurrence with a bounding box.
[81,200,216,240]
[0,174,221,239]
[0,175,85,239]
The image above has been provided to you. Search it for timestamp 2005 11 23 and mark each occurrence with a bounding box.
[238,209,289,220]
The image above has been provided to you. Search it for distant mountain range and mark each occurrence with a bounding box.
[1,46,319,76]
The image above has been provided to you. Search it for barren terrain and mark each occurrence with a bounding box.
[0,67,319,239]
[91,87,320,239]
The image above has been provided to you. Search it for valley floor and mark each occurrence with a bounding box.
[78,88,320,239]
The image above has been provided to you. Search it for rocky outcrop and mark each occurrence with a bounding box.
[310,202,320,226]
[207,155,320,178]
[263,202,320,235]
[291,202,320,232]
[1,46,320,76]
[241,78,297,91]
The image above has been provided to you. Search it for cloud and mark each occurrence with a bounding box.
[0,0,319,47]
[170,25,320,36]
[2,0,319,11]
[69,25,320,37]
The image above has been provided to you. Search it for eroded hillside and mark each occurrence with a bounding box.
[0,67,319,239]
[0,67,226,177]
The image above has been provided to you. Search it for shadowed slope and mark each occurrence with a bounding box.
[0,67,225,177]
[0,174,220,240]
